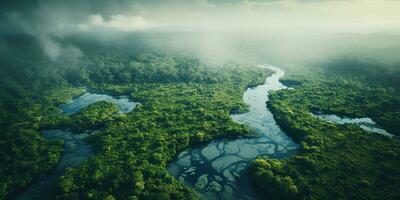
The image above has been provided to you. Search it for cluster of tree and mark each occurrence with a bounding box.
[63,47,266,87]
[0,126,63,199]
[281,71,400,135]
[249,159,299,199]
[58,101,119,132]
[55,79,270,199]
[318,57,400,93]
[0,86,84,200]
[0,40,272,199]
[249,67,400,199]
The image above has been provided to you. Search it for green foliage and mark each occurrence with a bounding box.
[0,126,63,199]
[56,78,270,199]
[0,86,82,199]
[249,159,299,199]
[320,57,400,93]
[249,66,400,200]
[64,48,267,86]
[0,46,272,199]
[59,101,119,132]
[2,41,399,200]
[191,132,206,144]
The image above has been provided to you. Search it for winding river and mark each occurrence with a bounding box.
[167,65,298,200]
[16,67,394,200]
[15,92,137,200]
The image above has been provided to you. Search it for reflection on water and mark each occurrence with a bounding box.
[312,112,394,138]
[167,65,298,200]
[61,92,138,115]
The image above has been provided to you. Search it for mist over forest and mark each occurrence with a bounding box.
[1,1,399,200]
[2,0,400,65]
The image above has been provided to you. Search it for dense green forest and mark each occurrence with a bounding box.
[0,39,271,199]
[1,35,400,200]
[2,0,400,199]
[249,59,400,199]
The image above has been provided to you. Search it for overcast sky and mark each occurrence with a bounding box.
[2,0,400,64]
[2,0,400,36]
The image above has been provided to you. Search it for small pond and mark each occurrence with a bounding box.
[312,112,395,138]
[60,92,138,115]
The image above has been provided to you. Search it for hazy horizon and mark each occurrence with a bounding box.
[2,0,400,65]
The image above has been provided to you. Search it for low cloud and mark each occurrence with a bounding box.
[5,10,83,61]
[79,14,156,32]
[38,35,82,61]
[1,0,400,65]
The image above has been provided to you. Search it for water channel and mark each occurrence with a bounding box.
[167,65,299,200]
